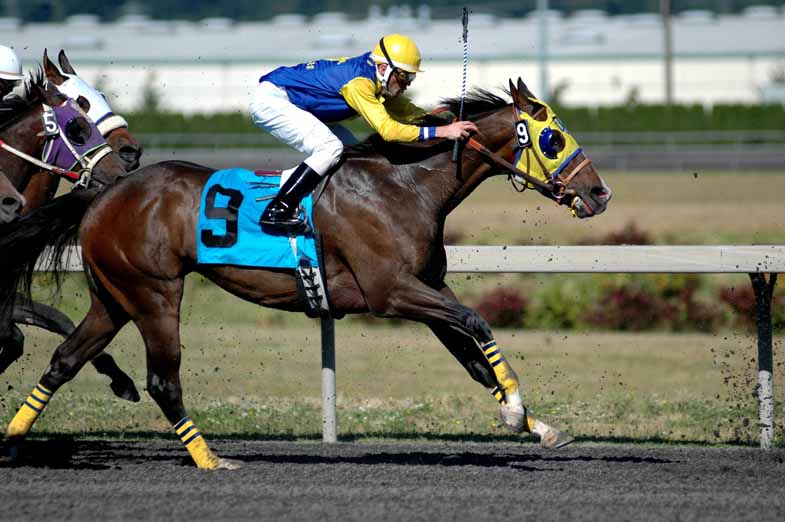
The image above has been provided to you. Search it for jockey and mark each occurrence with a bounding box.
[0,45,23,101]
[250,33,478,234]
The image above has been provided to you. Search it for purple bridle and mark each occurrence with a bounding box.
[40,99,113,187]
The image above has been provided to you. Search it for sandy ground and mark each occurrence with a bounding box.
[2,438,784,522]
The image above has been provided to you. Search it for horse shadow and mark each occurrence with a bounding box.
[232,450,673,471]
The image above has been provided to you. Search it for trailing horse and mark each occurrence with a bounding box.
[3,78,611,469]
[18,49,143,212]
[0,69,138,399]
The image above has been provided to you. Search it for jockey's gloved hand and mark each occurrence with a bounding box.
[436,120,478,140]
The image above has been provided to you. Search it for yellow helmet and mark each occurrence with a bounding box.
[371,34,423,73]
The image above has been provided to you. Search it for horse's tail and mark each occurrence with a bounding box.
[0,189,95,326]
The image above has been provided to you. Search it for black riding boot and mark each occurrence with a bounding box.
[260,163,323,235]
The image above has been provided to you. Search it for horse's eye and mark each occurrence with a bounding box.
[65,117,91,146]
[549,131,565,151]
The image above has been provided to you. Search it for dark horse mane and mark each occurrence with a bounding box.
[0,67,48,131]
[344,87,511,164]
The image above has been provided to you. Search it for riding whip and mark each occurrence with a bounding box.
[451,7,469,162]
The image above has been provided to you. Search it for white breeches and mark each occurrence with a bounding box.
[249,81,344,176]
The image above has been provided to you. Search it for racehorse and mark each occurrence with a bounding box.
[0,71,136,398]
[3,78,611,469]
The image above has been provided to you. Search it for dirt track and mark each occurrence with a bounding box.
[2,438,784,521]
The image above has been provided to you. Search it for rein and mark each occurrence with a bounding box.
[0,137,82,182]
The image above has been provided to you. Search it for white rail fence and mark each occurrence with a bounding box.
[48,245,783,448]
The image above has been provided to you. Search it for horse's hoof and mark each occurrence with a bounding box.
[110,377,140,403]
[499,405,527,434]
[216,458,243,470]
[540,428,574,449]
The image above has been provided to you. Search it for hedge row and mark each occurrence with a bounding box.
[125,103,785,135]
[473,274,785,334]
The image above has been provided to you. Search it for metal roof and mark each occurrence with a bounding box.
[5,8,785,66]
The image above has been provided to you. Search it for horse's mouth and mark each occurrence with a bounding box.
[571,188,611,218]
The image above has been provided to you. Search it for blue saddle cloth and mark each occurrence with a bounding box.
[196,168,318,268]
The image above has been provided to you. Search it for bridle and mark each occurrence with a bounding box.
[463,106,594,215]
[0,101,112,189]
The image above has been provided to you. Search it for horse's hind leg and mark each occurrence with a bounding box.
[6,290,129,439]
[12,297,139,402]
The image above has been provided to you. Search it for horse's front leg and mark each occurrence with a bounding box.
[371,276,572,448]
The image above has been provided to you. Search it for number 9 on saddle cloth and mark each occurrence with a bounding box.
[196,168,330,317]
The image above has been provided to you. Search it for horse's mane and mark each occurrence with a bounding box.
[0,67,47,131]
[344,87,511,163]
[440,87,511,120]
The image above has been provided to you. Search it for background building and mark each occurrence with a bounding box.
[5,4,785,113]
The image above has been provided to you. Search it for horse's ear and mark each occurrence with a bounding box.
[511,77,540,116]
[509,78,523,112]
[76,95,91,113]
[516,77,537,100]
[43,49,66,85]
[58,49,77,75]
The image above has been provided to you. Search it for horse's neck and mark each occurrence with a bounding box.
[434,113,513,216]
[324,109,512,223]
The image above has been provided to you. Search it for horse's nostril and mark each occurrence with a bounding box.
[2,197,20,207]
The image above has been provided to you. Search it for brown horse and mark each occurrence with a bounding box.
[4,79,611,469]
[0,72,137,398]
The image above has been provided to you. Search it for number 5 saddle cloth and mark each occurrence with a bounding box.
[196,168,319,269]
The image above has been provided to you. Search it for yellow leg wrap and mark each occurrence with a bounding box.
[491,386,506,406]
[481,340,520,400]
[526,415,537,434]
[6,383,52,438]
[174,417,220,470]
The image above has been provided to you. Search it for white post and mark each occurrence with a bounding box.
[320,317,337,443]
[750,273,776,449]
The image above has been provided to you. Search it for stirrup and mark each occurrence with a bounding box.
[260,209,311,236]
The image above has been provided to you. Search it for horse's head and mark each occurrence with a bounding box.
[31,80,127,188]
[43,49,143,171]
[0,172,24,223]
[508,78,611,218]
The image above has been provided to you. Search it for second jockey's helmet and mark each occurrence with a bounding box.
[371,34,423,73]
[0,45,23,81]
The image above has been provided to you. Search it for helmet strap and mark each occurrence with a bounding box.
[377,64,394,95]
[377,37,397,95]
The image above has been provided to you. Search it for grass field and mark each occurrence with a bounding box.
[2,323,781,445]
[446,171,785,245]
[2,170,783,446]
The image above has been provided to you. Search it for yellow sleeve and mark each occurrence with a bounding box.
[340,77,421,142]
